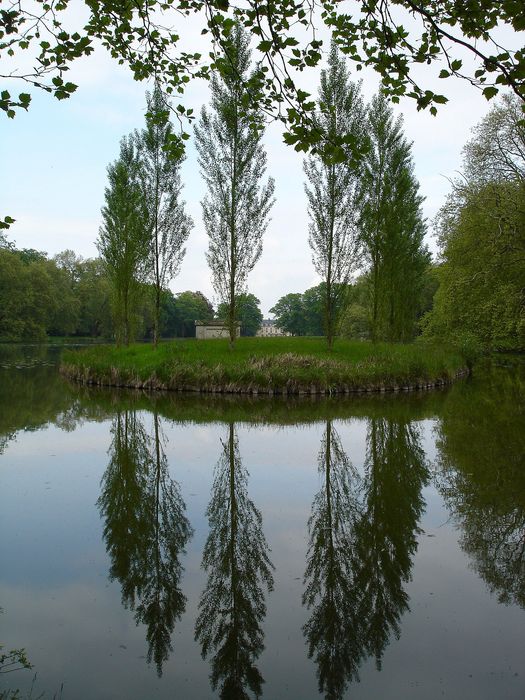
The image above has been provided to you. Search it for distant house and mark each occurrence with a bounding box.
[195,320,240,339]
[256,319,290,337]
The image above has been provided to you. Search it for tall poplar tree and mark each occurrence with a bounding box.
[137,85,193,348]
[304,41,366,349]
[195,25,275,348]
[97,136,148,346]
[357,93,428,342]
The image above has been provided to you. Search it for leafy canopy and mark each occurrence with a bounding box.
[1,1,524,161]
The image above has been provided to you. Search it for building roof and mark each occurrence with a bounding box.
[195,319,240,327]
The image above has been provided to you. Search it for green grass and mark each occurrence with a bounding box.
[61,337,468,394]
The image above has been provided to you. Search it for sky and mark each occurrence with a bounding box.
[0,7,521,316]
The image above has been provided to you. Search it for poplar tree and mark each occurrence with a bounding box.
[194,25,275,348]
[304,41,366,349]
[357,93,428,342]
[137,86,193,348]
[97,136,148,346]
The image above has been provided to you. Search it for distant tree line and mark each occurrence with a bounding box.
[0,238,266,341]
[270,275,436,340]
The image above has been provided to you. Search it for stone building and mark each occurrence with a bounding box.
[195,320,240,339]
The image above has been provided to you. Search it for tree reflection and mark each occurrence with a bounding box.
[303,418,428,699]
[98,409,192,675]
[0,346,75,455]
[355,418,428,669]
[195,423,274,699]
[436,363,525,608]
[303,420,363,699]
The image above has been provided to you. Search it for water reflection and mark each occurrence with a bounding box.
[303,417,428,699]
[195,423,274,699]
[303,420,362,699]
[2,345,525,699]
[356,418,428,668]
[0,345,73,454]
[436,361,525,608]
[98,409,193,675]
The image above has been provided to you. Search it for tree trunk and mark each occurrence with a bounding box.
[124,288,129,347]
[228,92,239,350]
[372,260,379,343]
[154,285,160,349]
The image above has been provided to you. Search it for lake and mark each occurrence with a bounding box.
[0,344,523,699]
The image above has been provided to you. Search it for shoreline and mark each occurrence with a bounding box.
[59,368,469,395]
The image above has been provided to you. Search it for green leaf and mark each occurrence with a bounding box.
[257,40,272,52]
[482,86,498,100]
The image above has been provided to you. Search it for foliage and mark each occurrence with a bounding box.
[269,293,306,336]
[170,290,214,337]
[136,85,193,347]
[0,231,15,249]
[195,25,274,347]
[304,41,366,348]
[302,284,327,336]
[339,275,370,340]
[1,0,524,162]
[423,183,525,350]
[73,258,113,338]
[357,92,429,342]
[270,283,346,336]
[462,93,525,184]
[0,248,80,340]
[0,216,16,232]
[0,647,32,676]
[97,136,150,345]
[423,96,525,350]
[417,264,441,321]
[0,240,216,341]
[217,293,263,337]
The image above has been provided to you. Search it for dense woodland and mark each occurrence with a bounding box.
[1,33,523,351]
[0,243,213,340]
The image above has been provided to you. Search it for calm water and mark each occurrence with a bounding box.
[0,345,523,700]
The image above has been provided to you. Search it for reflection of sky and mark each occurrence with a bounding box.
[1,414,524,699]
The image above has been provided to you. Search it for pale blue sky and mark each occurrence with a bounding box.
[1,18,520,314]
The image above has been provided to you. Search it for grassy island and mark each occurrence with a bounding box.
[60,337,468,395]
